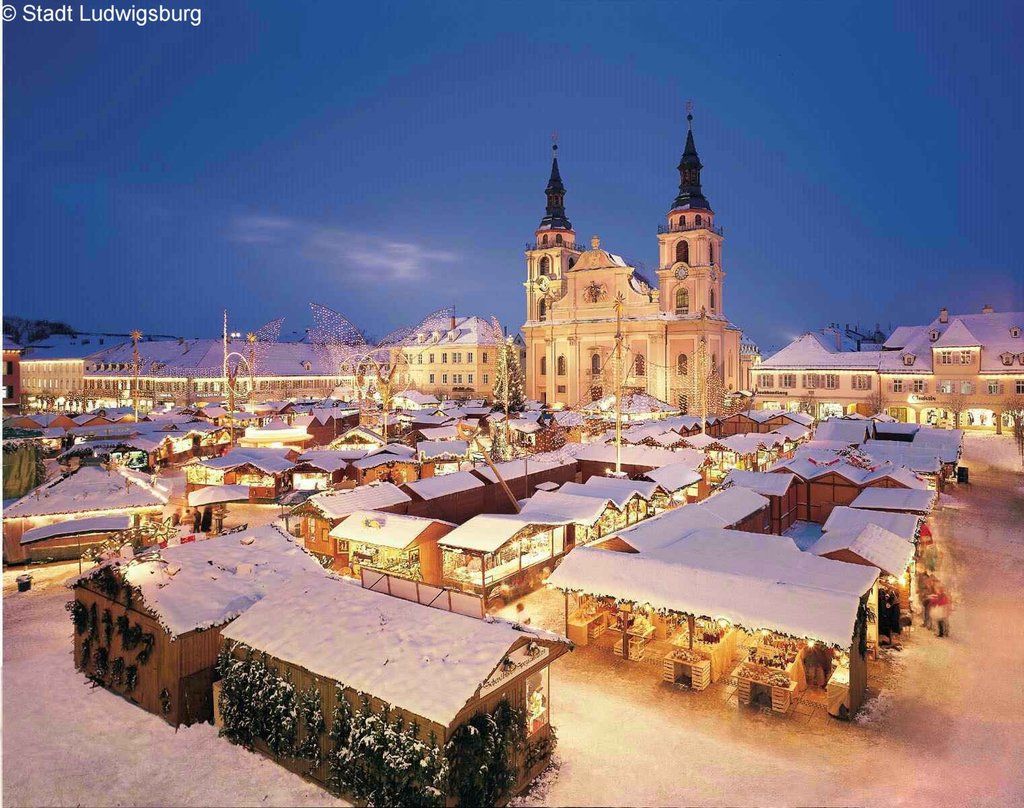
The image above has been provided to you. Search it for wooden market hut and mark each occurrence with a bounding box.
[184,447,298,503]
[821,506,923,544]
[641,462,706,503]
[69,524,327,727]
[470,457,578,506]
[771,453,929,524]
[558,476,668,521]
[216,575,572,804]
[402,471,489,523]
[416,439,471,476]
[716,409,799,437]
[574,443,704,484]
[548,531,878,719]
[290,449,356,491]
[302,407,360,446]
[3,465,169,564]
[290,482,413,561]
[348,445,421,486]
[849,487,937,516]
[518,489,625,546]
[438,513,570,607]
[327,510,453,581]
[721,470,800,534]
[327,425,387,452]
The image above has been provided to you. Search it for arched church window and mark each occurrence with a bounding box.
[635,355,646,376]
[557,355,567,376]
[542,234,549,246]
[709,243,714,265]
[538,300,547,321]
[676,354,688,376]
[711,353,717,369]
[695,214,703,226]
[568,257,576,269]
[540,356,547,376]
[678,216,686,228]
[539,257,550,276]
[591,353,601,375]
[555,234,563,245]
[675,287,689,315]
[675,240,689,264]
[709,288,716,312]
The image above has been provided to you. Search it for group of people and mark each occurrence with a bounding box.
[918,530,952,638]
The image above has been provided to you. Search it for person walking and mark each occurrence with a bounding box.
[931,589,951,638]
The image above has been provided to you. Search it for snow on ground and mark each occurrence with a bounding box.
[2,562,346,807]
[3,435,1023,806]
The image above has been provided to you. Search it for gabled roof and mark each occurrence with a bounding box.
[930,318,980,348]
[439,513,553,554]
[808,523,914,577]
[330,510,453,548]
[821,505,919,543]
[302,482,412,520]
[641,462,703,492]
[721,470,796,498]
[850,487,936,514]
[5,466,169,518]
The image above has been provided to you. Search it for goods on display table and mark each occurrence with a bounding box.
[613,611,655,659]
[733,633,808,713]
[670,620,740,683]
[567,602,612,646]
[663,647,712,690]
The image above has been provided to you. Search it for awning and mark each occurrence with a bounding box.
[20,515,132,545]
[188,484,250,507]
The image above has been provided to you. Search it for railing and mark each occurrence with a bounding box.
[657,221,725,236]
[525,240,586,252]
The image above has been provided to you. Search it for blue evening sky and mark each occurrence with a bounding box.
[4,0,1022,350]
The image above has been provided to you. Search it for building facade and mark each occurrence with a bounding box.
[521,118,755,408]
[3,338,22,414]
[758,306,1024,431]
[395,315,505,402]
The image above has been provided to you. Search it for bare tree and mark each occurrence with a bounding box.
[944,392,969,429]
[866,386,885,417]
[1003,396,1024,469]
[797,390,818,418]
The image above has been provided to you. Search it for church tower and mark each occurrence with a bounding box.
[524,141,580,326]
[657,112,726,320]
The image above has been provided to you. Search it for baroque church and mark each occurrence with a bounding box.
[521,114,758,407]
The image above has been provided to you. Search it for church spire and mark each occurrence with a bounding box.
[672,109,712,212]
[538,138,573,232]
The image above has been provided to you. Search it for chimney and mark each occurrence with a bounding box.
[450,315,457,331]
[939,307,949,324]
[982,304,994,314]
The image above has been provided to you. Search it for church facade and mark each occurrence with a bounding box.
[521,116,756,408]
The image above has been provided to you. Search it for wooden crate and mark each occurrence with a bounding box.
[771,683,796,713]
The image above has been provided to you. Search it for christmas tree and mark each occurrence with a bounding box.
[493,337,525,415]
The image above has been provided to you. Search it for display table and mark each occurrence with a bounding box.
[671,627,738,683]
[733,662,799,713]
[567,610,609,647]
[613,623,654,660]
[826,665,851,718]
[662,648,712,690]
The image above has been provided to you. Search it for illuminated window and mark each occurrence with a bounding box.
[526,668,549,737]
[675,288,689,315]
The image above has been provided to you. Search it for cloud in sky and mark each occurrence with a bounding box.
[229,214,458,281]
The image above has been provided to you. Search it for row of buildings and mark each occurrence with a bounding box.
[756,306,1024,431]
[6,318,511,413]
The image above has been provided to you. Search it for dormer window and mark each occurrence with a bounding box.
[1000,352,1014,366]
[902,353,916,366]
[1011,326,1021,338]
[416,333,426,344]
[302,361,312,371]
[929,329,940,342]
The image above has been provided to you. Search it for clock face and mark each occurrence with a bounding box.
[674,266,688,281]
[536,275,550,292]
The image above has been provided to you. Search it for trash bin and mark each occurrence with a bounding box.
[16,574,33,593]
[956,466,969,484]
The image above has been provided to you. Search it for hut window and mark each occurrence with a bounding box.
[526,667,550,736]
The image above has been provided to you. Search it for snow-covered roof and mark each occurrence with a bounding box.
[295,449,357,472]
[5,466,169,519]
[518,490,615,525]
[909,427,963,463]
[808,524,915,577]
[417,425,459,441]
[416,440,469,460]
[191,447,296,474]
[508,418,543,434]
[822,506,920,543]
[721,433,779,455]
[20,514,132,545]
[303,482,412,520]
[879,310,1024,374]
[221,575,566,727]
[760,332,883,370]
[771,449,929,487]
[403,470,484,500]
[721,470,796,497]
[76,525,327,637]
[697,487,769,525]
[561,476,662,508]
[768,423,812,442]
[856,442,944,475]
[393,390,440,408]
[582,392,678,416]
[548,533,878,647]
[606,504,731,552]
[575,443,701,469]
[438,513,553,554]
[330,510,452,549]
[641,462,703,492]
[814,419,872,445]
[850,488,937,514]
[472,457,576,484]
